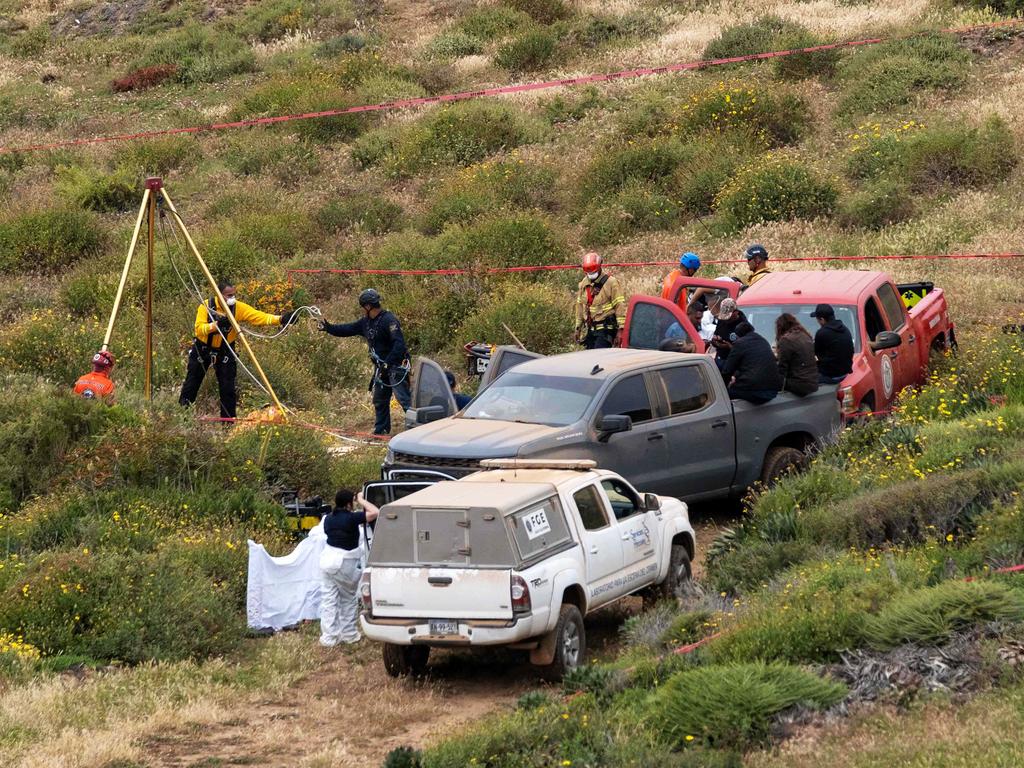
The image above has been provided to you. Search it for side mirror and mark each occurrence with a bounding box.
[644,493,661,511]
[597,415,632,442]
[414,405,446,424]
[873,331,902,351]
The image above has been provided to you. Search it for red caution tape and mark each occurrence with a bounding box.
[1,19,1021,156]
[287,252,1024,278]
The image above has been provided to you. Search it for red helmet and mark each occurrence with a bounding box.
[92,350,115,370]
[582,251,602,273]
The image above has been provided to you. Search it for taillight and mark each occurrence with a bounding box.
[839,387,854,414]
[359,572,372,615]
[511,575,531,615]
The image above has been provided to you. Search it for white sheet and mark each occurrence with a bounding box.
[246,520,327,631]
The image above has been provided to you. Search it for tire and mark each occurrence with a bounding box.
[382,643,430,677]
[540,604,585,681]
[657,544,693,601]
[760,446,806,487]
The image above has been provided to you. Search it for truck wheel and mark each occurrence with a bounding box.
[540,604,586,681]
[658,544,693,601]
[382,643,430,677]
[760,446,806,487]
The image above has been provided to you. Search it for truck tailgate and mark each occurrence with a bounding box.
[370,566,514,620]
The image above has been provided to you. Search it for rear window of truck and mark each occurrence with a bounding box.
[506,497,572,563]
[741,303,861,352]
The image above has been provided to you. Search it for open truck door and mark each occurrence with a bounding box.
[406,357,458,429]
[621,295,705,354]
[479,345,544,388]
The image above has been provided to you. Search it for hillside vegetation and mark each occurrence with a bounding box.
[2,0,1024,766]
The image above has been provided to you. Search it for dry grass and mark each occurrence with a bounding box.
[749,683,1024,767]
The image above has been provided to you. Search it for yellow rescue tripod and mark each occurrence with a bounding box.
[100,177,286,417]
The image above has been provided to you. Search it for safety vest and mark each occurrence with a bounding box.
[192,299,280,349]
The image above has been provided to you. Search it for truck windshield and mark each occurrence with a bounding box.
[740,303,861,352]
[461,372,602,427]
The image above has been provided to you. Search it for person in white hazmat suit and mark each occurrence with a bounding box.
[319,489,380,646]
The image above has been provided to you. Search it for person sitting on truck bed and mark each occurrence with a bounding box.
[775,313,819,397]
[719,322,783,404]
[810,304,854,385]
[710,298,748,367]
[319,489,380,647]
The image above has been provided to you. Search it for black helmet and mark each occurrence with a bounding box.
[358,288,381,307]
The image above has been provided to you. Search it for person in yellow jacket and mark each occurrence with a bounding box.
[574,252,626,349]
[178,281,297,419]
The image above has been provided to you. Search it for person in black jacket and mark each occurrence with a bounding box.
[810,304,854,385]
[319,288,411,434]
[710,298,748,368]
[775,313,819,396]
[720,322,782,404]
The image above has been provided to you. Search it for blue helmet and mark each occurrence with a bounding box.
[679,252,701,271]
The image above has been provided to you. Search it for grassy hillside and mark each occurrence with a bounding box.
[2,0,1024,766]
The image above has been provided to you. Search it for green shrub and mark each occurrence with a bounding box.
[581,180,680,245]
[422,160,558,233]
[56,166,139,213]
[661,609,718,648]
[457,282,573,354]
[316,194,402,235]
[232,0,355,42]
[651,663,846,749]
[228,425,335,495]
[314,32,370,58]
[454,7,531,40]
[0,384,125,511]
[0,208,106,274]
[0,547,244,663]
[619,601,683,650]
[502,0,573,23]
[353,100,546,177]
[707,538,826,594]
[428,30,485,59]
[580,138,688,202]
[60,267,119,317]
[118,137,202,177]
[381,279,479,355]
[542,86,605,124]
[846,117,1017,194]
[222,132,320,186]
[715,156,837,231]
[837,33,971,115]
[862,580,1024,650]
[569,12,662,49]
[131,26,257,84]
[494,28,560,71]
[838,177,917,230]
[442,213,569,270]
[703,17,838,81]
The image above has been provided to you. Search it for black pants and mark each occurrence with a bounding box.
[583,328,615,349]
[179,343,238,419]
[371,370,412,435]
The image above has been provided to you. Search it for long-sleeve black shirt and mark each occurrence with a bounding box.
[322,310,408,367]
[814,319,854,378]
[720,331,783,392]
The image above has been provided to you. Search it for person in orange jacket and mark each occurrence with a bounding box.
[660,251,702,298]
[73,349,116,402]
[178,281,297,419]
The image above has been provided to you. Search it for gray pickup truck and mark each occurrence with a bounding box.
[384,349,841,502]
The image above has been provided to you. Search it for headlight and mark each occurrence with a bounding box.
[385,448,395,465]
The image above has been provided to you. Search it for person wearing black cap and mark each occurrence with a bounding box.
[810,303,854,384]
[744,244,771,287]
[319,289,411,434]
[719,321,783,404]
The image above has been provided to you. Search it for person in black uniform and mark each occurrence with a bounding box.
[319,288,411,435]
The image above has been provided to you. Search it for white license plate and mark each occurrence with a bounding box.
[429,620,459,636]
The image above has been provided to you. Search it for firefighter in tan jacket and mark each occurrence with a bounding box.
[574,252,626,349]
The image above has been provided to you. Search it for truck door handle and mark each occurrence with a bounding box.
[711,420,728,429]
[908,335,916,343]
[589,546,599,554]
[647,433,664,441]
[428,576,453,586]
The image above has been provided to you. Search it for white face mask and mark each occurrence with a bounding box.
[225,297,236,307]
[585,270,600,281]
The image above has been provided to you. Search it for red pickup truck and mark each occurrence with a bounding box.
[624,270,955,417]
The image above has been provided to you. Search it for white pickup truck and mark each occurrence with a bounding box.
[359,459,695,679]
